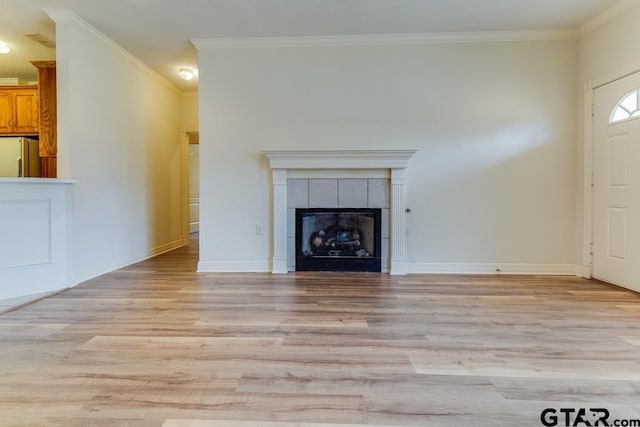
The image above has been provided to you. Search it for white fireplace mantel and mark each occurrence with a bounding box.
[263,149,417,170]
[263,149,417,275]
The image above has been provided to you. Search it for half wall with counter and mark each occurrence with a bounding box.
[0,178,75,299]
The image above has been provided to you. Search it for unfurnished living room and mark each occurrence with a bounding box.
[1,1,640,426]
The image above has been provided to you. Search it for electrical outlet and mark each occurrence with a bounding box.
[256,225,262,235]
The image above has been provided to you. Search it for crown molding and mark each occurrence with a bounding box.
[45,9,181,95]
[579,0,640,37]
[192,29,577,50]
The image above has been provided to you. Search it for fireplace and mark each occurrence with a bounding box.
[296,208,382,272]
[262,149,417,275]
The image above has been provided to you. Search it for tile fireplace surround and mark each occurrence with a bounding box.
[263,150,417,275]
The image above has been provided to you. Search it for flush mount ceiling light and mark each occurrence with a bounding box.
[0,41,10,54]
[178,68,195,80]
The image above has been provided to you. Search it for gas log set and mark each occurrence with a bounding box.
[295,208,382,272]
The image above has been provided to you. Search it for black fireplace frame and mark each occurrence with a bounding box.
[295,208,382,272]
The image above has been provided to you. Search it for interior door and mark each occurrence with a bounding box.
[593,72,640,292]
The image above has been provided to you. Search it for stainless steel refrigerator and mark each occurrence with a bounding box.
[0,137,41,177]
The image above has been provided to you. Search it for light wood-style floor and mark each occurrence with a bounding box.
[1,240,640,427]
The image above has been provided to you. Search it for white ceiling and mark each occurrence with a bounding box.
[0,0,624,91]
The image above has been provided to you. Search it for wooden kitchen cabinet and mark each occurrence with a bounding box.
[0,86,39,135]
[31,61,57,178]
[0,92,11,133]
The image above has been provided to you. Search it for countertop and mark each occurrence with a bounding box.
[0,177,78,184]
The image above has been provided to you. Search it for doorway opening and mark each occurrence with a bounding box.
[188,132,199,236]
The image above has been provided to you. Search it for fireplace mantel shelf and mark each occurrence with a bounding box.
[263,149,417,275]
[262,149,418,170]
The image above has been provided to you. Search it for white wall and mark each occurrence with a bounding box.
[53,12,184,284]
[198,39,578,272]
[576,3,640,272]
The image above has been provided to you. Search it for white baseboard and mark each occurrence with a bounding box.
[193,261,590,277]
[231,262,577,276]
[3,239,185,302]
[0,276,68,301]
[407,263,578,275]
[151,239,185,257]
[197,261,271,273]
[73,239,185,285]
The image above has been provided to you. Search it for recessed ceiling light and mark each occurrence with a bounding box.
[0,41,10,54]
[179,68,195,81]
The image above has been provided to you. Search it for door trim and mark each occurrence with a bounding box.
[583,60,640,279]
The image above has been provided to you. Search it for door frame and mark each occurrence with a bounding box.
[582,60,640,279]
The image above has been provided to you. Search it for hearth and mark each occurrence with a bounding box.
[296,208,381,272]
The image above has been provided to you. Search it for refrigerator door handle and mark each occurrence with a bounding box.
[18,158,23,177]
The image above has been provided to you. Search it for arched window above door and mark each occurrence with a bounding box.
[610,89,640,123]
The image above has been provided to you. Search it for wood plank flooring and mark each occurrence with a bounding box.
[1,239,640,426]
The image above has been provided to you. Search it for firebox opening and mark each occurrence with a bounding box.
[295,208,382,272]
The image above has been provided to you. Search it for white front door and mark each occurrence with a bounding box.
[593,72,640,292]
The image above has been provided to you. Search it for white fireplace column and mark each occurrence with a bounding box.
[390,168,408,275]
[272,169,288,274]
[263,149,417,275]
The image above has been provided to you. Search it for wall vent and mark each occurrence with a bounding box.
[188,132,199,144]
